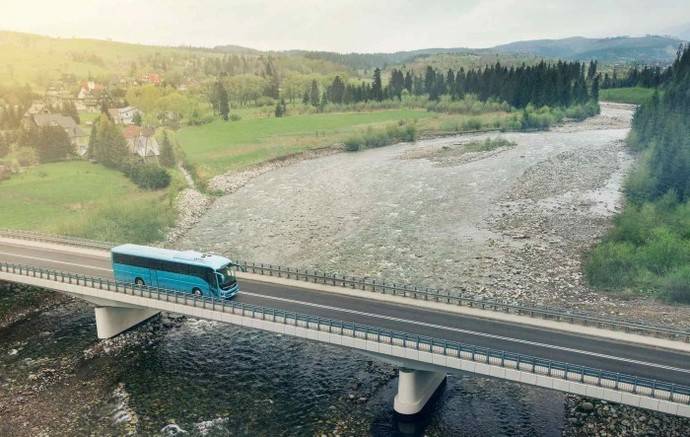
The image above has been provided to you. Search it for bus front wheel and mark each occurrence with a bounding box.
[193,288,203,297]
[135,278,145,286]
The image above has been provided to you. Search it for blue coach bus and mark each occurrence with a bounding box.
[111,244,240,298]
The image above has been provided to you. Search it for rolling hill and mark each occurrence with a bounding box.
[491,35,684,64]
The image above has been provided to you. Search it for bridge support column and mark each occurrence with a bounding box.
[393,368,446,416]
[94,306,160,339]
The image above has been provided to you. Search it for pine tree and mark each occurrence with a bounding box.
[217,82,230,121]
[591,75,600,102]
[371,68,383,101]
[93,116,129,168]
[309,80,320,107]
[159,131,176,167]
[36,126,73,162]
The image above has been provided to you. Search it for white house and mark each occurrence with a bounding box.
[122,126,160,160]
[108,106,140,125]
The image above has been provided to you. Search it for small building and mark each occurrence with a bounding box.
[141,73,161,85]
[76,81,105,111]
[122,126,160,161]
[108,106,140,125]
[26,113,89,151]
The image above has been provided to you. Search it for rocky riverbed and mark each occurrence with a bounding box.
[179,102,690,328]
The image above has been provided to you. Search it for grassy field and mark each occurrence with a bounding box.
[0,161,180,243]
[79,111,101,126]
[176,109,435,179]
[599,87,657,105]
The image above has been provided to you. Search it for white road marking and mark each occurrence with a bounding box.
[0,251,111,273]
[240,291,690,375]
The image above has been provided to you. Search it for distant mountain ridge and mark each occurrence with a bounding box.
[664,22,690,41]
[275,35,686,70]
[491,35,684,64]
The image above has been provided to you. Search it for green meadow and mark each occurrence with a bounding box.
[599,87,657,105]
[0,161,180,243]
[176,109,434,179]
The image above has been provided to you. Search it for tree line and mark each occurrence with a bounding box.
[303,60,598,110]
[585,44,690,302]
[601,65,672,89]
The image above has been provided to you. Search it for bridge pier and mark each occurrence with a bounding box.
[94,306,160,339]
[393,368,446,416]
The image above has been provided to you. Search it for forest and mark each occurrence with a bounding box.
[585,45,690,303]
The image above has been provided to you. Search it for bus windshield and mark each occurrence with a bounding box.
[217,265,237,289]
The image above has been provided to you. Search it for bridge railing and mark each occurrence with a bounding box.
[2,260,690,407]
[239,261,690,343]
[0,229,113,250]
[2,229,689,343]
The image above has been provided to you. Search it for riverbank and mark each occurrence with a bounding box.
[178,102,690,328]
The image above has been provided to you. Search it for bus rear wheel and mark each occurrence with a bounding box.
[135,278,145,286]
[193,288,203,297]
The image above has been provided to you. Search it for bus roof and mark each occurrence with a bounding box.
[111,244,233,270]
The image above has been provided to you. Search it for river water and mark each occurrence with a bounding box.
[0,295,565,436]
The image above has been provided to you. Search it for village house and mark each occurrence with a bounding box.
[76,80,105,111]
[107,106,140,125]
[122,125,160,161]
[141,73,162,85]
[24,113,89,152]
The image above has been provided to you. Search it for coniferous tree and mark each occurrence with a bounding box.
[93,116,129,168]
[591,75,600,102]
[371,68,383,101]
[35,126,72,163]
[159,131,176,167]
[216,82,230,121]
[309,80,320,107]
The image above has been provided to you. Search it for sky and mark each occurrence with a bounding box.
[1,0,688,52]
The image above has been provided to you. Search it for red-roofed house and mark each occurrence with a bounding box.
[122,126,160,161]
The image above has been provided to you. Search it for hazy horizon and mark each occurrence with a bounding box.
[1,0,689,53]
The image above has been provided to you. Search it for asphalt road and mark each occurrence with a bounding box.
[1,239,689,386]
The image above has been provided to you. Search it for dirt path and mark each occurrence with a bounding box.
[179,103,690,327]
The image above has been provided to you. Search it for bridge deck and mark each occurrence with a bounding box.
[1,238,689,389]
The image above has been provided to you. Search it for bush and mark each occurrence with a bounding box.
[464,138,516,153]
[584,241,639,289]
[62,202,175,244]
[122,161,171,190]
[426,95,510,114]
[662,266,690,303]
[229,113,242,121]
[343,136,361,152]
[342,121,417,152]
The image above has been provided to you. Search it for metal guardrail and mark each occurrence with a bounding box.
[2,229,689,343]
[240,261,690,343]
[0,229,113,250]
[1,260,689,407]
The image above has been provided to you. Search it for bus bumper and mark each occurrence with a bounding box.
[220,284,239,299]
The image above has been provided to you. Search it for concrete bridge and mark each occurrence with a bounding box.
[1,233,689,418]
